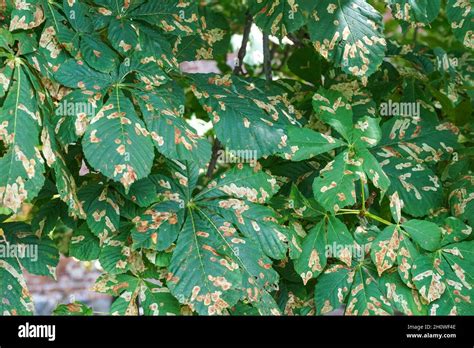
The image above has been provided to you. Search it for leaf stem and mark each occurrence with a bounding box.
[364,212,393,226]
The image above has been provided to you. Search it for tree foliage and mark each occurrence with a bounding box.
[0,0,473,316]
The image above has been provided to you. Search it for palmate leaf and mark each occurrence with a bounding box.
[388,0,441,25]
[446,0,474,49]
[250,0,314,38]
[311,88,390,213]
[82,88,154,190]
[132,162,285,315]
[189,74,300,159]
[307,0,386,81]
[61,0,119,73]
[0,64,45,212]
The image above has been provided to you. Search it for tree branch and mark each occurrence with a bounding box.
[263,33,273,82]
[233,12,253,75]
[206,138,222,178]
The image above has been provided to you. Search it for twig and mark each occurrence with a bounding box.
[233,12,253,75]
[263,33,273,82]
[206,138,222,178]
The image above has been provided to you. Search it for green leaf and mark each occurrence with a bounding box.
[449,175,474,227]
[397,234,420,288]
[173,6,230,61]
[314,263,353,314]
[295,219,327,285]
[0,258,34,315]
[82,89,155,190]
[53,302,93,316]
[283,126,345,161]
[167,210,242,315]
[307,0,386,80]
[312,151,359,212]
[0,66,45,212]
[380,269,427,315]
[132,200,183,251]
[189,74,300,158]
[196,163,280,204]
[446,0,474,49]
[135,85,211,166]
[1,222,59,278]
[345,264,393,315]
[78,183,120,243]
[0,224,34,315]
[440,216,472,246]
[130,0,199,36]
[380,158,443,217]
[250,0,313,38]
[69,224,101,261]
[412,241,474,314]
[93,272,181,315]
[9,0,44,31]
[401,219,442,252]
[202,199,288,259]
[428,241,474,315]
[55,59,113,91]
[388,191,402,224]
[376,115,459,164]
[99,226,138,275]
[371,225,400,276]
[80,34,119,73]
[388,0,441,25]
